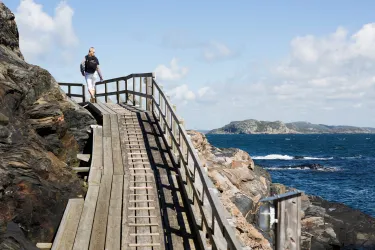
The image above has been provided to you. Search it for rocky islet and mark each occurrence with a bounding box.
[208,119,375,134]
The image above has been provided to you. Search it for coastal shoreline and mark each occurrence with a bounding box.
[187,130,375,249]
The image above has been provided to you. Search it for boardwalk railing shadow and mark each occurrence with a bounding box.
[58,73,248,250]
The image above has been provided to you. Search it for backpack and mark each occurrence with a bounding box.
[85,55,98,71]
[80,55,97,74]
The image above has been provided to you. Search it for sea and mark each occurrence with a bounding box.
[205,133,375,217]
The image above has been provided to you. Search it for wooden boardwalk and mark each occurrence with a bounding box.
[51,102,198,250]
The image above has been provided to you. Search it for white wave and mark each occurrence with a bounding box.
[252,154,294,160]
[316,166,339,172]
[265,166,339,172]
[340,155,362,159]
[304,157,333,160]
[264,167,310,171]
[252,154,333,160]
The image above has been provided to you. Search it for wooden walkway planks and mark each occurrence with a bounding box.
[89,175,113,250]
[96,101,117,114]
[103,114,114,176]
[51,198,84,250]
[52,102,197,250]
[92,103,108,115]
[106,175,123,249]
[110,114,124,175]
[117,109,165,249]
[88,126,102,186]
[72,185,100,250]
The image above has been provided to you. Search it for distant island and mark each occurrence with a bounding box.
[207,119,375,134]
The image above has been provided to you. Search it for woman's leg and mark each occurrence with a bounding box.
[92,71,99,102]
[85,73,95,101]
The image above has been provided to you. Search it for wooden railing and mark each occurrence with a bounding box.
[94,73,246,250]
[58,82,86,102]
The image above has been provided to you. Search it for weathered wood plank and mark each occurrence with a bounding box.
[51,198,84,250]
[72,185,100,250]
[37,243,52,249]
[72,167,90,172]
[96,102,116,114]
[277,199,286,250]
[110,114,124,175]
[277,196,301,250]
[89,175,112,250]
[105,103,130,114]
[88,127,102,186]
[102,114,111,137]
[103,137,113,176]
[92,103,108,115]
[77,154,90,162]
[121,175,131,249]
[105,175,123,250]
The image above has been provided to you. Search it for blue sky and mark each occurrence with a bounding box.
[3,0,375,129]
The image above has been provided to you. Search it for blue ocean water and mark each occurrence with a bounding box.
[205,133,375,217]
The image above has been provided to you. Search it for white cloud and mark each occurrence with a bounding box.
[181,24,375,129]
[166,84,195,104]
[161,31,238,63]
[197,86,210,97]
[272,24,375,107]
[202,41,236,62]
[15,0,78,61]
[54,1,78,47]
[154,58,188,81]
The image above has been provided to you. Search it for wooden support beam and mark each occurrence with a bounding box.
[37,243,52,249]
[72,167,90,172]
[77,154,90,162]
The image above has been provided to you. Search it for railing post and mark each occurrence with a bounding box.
[125,79,128,104]
[159,85,164,130]
[132,77,135,106]
[68,85,71,98]
[82,84,86,102]
[116,81,120,104]
[179,118,185,172]
[166,95,171,147]
[151,72,155,113]
[146,77,152,111]
[139,77,143,109]
[95,83,97,100]
[105,83,108,103]
[172,105,177,154]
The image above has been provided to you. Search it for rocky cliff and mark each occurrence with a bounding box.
[0,3,96,249]
[187,130,375,249]
[208,119,375,134]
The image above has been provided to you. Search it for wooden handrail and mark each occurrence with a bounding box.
[58,73,246,250]
[151,79,244,250]
[58,82,86,103]
[95,73,154,85]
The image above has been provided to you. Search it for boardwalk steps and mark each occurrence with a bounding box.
[56,73,249,250]
[51,103,165,250]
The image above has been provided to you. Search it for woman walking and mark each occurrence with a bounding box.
[80,47,103,103]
